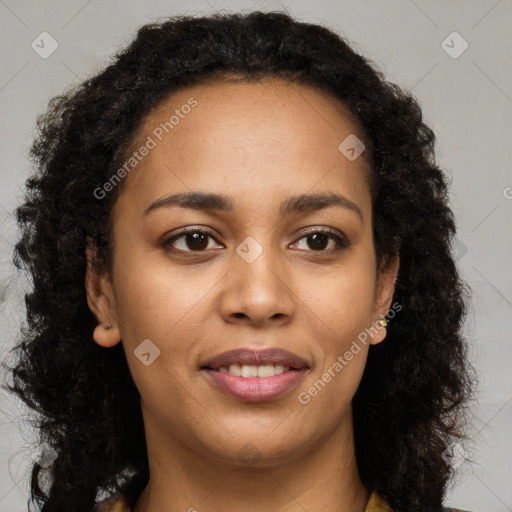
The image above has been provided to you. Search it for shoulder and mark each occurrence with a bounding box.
[95,493,132,512]
[367,490,474,512]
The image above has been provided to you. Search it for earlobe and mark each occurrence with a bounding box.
[92,322,121,348]
[84,238,121,347]
[369,317,389,345]
[370,252,400,345]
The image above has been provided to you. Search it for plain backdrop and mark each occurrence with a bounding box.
[0,1,511,511]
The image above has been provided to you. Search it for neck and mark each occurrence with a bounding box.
[134,406,370,512]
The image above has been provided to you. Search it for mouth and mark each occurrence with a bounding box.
[200,347,310,402]
[201,347,310,371]
[204,363,300,377]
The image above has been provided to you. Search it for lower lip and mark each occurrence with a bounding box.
[202,368,309,402]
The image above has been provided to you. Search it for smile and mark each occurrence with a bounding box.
[202,366,309,402]
[213,363,290,377]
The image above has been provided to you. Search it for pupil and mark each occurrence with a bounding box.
[187,232,208,251]
[308,233,328,250]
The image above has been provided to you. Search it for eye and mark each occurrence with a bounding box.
[162,227,223,253]
[161,226,350,254]
[291,228,350,252]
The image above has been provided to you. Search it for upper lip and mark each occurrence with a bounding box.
[201,348,310,370]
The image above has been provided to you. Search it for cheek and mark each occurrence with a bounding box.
[112,252,208,341]
[111,250,218,394]
[308,288,373,388]
[293,257,376,401]
[297,258,377,337]
[294,275,374,420]
[112,264,201,420]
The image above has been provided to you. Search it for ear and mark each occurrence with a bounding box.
[369,252,400,346]
[85,237,121,347]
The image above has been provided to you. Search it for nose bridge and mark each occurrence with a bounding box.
[220,232,295,324]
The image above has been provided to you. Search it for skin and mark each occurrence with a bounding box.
[85,78,399,512]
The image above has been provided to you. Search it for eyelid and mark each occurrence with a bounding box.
[161,225,222,250]
[162,225,350,253]
[291,226,350,250]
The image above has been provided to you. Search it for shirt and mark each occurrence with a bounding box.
[95,488,471,512]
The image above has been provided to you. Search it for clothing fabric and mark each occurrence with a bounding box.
[95,488,471,512]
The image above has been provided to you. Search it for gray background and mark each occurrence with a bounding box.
[0,1,511,511]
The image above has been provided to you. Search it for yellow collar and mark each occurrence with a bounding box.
[365,490,394,512]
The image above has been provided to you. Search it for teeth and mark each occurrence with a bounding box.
[258,364,280,377]
[228,364,241,376]
[269,364,287,376]
[241,364,258,377]
[216,364,290,377]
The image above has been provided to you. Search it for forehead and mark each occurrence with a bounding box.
[139,77,365,157]
[114,78,371,220]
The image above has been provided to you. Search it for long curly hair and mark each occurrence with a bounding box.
[3,10,476,512]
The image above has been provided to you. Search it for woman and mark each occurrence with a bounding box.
[5,11,476,512]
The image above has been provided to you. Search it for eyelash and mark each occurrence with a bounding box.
[161,226,350,255]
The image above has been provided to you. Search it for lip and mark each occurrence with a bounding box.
[200,347,310,402]
[201,348,310,370]
[202,367,309,402]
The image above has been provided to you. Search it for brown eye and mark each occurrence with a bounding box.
[163,228,222,252]
[292,228,349,252]
[306,233,330,251]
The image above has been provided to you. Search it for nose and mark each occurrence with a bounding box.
[218,244,295,327]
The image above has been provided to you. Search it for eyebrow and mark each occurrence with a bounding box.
[143,191,363,224]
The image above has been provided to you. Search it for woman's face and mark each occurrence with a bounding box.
[87,78,398,467]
